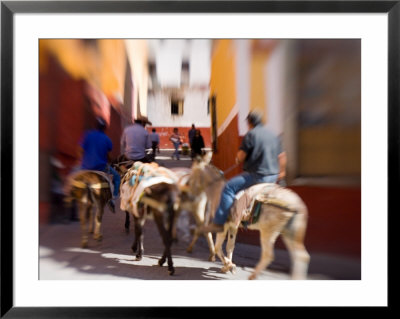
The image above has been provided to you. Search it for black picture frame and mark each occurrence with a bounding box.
[1,1,394,317]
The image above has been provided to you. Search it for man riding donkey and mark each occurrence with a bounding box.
[63,117,121,247]
[198,110,287,234]
[76,117,121,210]
[120,115,153,166]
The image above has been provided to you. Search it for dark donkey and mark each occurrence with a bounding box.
[64,170,115,248]
[117,161,181,275]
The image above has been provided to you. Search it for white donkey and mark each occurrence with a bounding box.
[185,153,310,280]
[171,167,216,261]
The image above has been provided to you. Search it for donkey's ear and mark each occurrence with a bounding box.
[202,151,213,164]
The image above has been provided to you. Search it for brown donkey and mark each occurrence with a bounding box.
[184,153,310,280]
[64,170,114,248]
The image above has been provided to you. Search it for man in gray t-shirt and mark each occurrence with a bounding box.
[240,122,283,176]
[121,117,152,162]
[199,110,287,233]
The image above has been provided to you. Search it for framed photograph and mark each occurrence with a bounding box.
[1,0,394,317]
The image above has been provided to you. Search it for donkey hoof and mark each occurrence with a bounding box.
[81,241,88,248]
[168,268,175,276]
[158,258,166,267]
[221,266,230,273]
[208,255,216,262]
[248,273,257,280]
[94,235,103,241]
[135,255,142,261]
[230,264,237,274]
[186,247,193,254]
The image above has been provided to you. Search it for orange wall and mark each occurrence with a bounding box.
[249,49,269,123]
[40,40,126,99]
[209,40,239,171]
[210,40,237,129]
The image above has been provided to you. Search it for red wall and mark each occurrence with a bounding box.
[39,57,88,223]
[211,114,242,179]
[39,55,123,224]
[237,185,361,259]
[147,127,211,149]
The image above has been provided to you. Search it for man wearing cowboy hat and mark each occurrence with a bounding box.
[120,115,153,163]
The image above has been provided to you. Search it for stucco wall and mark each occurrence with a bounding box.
[147,89,210,127]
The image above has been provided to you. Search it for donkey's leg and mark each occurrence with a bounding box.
[79,203,90,248]
[187,233,199,254]
[93,205,104,241]
[166,208,176,275]
[87,205,94,234]
[132,215,145,261]
[131,215,138,252]
[153,211,174,275]
[281,215,310,280]
[248,227,278,280]
[201,197,216,262]
[222,226,238,273]
[205,232,216,262]
[124,211,130,234]
[214,227,232,273]
[187,198,206,253]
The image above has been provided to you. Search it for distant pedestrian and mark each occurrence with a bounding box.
[120,116,152,163]
[188,124,196,158]
[170,128,182,160]
[191,129,205,158]
[150,128,160,160]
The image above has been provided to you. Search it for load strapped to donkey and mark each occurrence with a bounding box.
[118,161,181,275]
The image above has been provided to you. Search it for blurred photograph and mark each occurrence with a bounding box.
[39,39,361,280]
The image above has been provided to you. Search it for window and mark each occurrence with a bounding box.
[171,99,184,115]
[181,61,190,86]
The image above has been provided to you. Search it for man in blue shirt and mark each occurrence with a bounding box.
[121,116,152,162]
[199,110,287,233]
[78,117,121,210]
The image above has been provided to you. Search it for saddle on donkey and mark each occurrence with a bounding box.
[228,183,298,228]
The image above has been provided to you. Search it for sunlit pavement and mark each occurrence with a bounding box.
[39,150,360,280]
[40,209,290,280]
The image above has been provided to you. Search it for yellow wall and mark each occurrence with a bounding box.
[39,39,126,104]
[250,48,269,124]
[209,40,237,132]
[98,40,126,100]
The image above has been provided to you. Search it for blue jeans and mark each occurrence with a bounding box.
[213,172,279,225]
[172,142,180,160]
[105,165,121,198]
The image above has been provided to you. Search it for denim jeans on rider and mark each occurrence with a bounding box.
[106,165,121,198]
[213,172,279,225]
